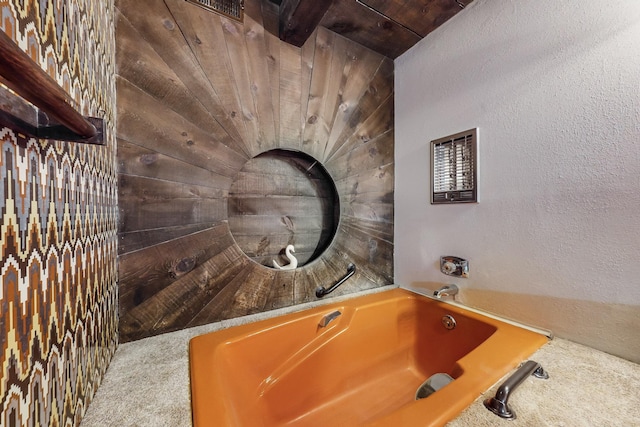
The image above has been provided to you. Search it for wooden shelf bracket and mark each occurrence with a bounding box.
[0,30,105,145]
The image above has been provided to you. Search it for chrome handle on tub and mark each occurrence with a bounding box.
[318,310,342,328]
[484,360,549,420]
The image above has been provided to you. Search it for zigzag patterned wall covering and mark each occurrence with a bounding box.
[0,0,117,426]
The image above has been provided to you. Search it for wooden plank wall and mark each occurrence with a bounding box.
[228,149,340,267]
[116,0,394,342]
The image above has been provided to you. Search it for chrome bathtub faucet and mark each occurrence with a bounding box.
[433,284,459,299]
[318,310,342,328]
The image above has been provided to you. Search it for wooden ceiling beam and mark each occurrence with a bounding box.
[320,0,421,59]
[279,0,334,47]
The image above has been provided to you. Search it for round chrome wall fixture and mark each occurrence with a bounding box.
[441,315,457,330]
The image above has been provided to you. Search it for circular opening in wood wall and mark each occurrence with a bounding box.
[228,149,340,269]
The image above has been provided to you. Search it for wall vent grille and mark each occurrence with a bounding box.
[186,0,244,21]
[430,128,478,204]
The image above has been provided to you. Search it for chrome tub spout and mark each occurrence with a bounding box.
[434,284,459,298]
[484,360,549,419]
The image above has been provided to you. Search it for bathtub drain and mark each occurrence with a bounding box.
[415,373,454,400]
[441,314,456,330]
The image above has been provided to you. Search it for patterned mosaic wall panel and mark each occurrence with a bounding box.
[0,0,117,426]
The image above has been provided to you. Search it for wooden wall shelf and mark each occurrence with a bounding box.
[0,30,104,144]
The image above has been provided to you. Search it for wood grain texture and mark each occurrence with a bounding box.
[270,0,469,60]
[325,57,393,160]
[325,129,394,181]
[162,1,253,154]
[279,0,334,47]
[117,0,246,150]
[260,0,282,141]
[117,0,395,342]
[119,225,235,307]
[228,149,338,267]
[0,29,98,139]
[278,41,304,149]
[119,224,214,255]
[117,77,247,178]
[117,138,232,190]
[268,269,297,310]
[116,9,228,145]
[319,0,421,59]
[361,0,466,38]
[301,27,338,161]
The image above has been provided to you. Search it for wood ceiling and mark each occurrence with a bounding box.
[275,0,472,58]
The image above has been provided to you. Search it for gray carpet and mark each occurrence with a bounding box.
[82,302,640,426]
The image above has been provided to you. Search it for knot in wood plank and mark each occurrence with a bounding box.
[162,19,175,31]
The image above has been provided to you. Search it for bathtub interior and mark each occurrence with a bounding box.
[203,294,505,426]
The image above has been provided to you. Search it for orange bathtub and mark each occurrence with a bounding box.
[189,288,548,426]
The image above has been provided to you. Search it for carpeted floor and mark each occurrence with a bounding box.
[81,298,640,427]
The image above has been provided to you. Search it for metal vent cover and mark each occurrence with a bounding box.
[430,128,478,204]
[186,0,244,21]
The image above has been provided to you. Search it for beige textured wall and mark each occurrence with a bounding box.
[395,0,640,362]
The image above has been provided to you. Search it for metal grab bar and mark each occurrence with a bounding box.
[484,360,549,419]
[315,264,356,298]
[318,310,342,327]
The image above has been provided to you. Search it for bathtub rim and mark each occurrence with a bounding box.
[189,287,552,426]
[410,289,554,339]
[184,284,552,340]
